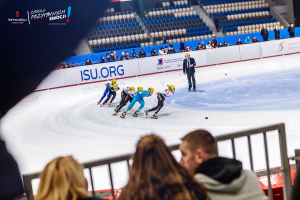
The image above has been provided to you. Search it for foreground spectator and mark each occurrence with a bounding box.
[244,36,252,44]
[292,164,300,200]
[261,25,269,41]
[179,130,268,200]
[196,43,201,50]
[0,140,24,200]
[185,45,192,52]
[223,41,230,46]
[274,25,280,40]
[100,55,105,63]
[200,41,206,49]
[71,62,77,67]
[218,42,223,47]
[85,58,92,65]
[139,49,146,58]
[212,36,217,47]
[113,51,118,61]
[159,47,166,55]
[126,51,131,60]
[120,52,127,60]
[236,38,243,45]
[180,39,185,52]
[206,41,212,49]
[288,23,295,38]
[110,52,115,61]
[168,46,176,54]
[252,37,259,43]
[132,49,138,59]
[119,134,207,200]
[35,156,93,200]
[151,48,158,56]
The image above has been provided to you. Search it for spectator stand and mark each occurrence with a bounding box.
[66,27,300,66]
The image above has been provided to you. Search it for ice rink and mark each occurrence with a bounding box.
[1,54,300,192]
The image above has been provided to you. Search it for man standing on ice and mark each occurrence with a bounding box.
[183,53,196,92]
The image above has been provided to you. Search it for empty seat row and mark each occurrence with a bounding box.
[174,11,197,17]
[203,0,267,10]
[221,18,277,32]
[92,22,140,31]
[156,35,215,45]
[143,15,200,25]
[93,43,142,53]
[140,42,154,47]
[201,0,260,6]
[89,34,149,45]
[99,13,135,22]
[227,11,269,20]
[148,7,194,16]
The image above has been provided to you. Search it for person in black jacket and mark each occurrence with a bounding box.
[151,48,158,56]
[196,43,201,50]
[168,46,176,54]
[100,55,105,63]
[261,25,269,41]
[183,53,196,91]
[139,49,146,58]
[85,58,92,65]
[200,41,206,49]
[162,36,167,44]
[274,25,280,40]
[288,23,295,38]
[179,39,185,52]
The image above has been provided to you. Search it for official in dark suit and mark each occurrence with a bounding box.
[261,25,269,41]
[183,53,196,91]
[274,25,280,40]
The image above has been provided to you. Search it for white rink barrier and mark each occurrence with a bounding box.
[36,37,300,91]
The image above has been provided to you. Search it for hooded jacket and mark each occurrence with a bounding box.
[194,157,267,200]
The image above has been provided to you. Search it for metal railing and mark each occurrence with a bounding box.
[23,123,292,200]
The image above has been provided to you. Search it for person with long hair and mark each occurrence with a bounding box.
[119,134,207,200]
[35,156,94,200]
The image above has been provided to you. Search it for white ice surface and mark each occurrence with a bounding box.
[1,54,300,193]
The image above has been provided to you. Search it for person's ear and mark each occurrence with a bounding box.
[195,148,205,165]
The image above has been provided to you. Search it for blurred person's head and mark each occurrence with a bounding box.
[101,55,105,59]
[165,46,168,50]
[153,48,156,52]
[198,43,201,47]
[132,49,136,52]
[263,25,266,29]
[219,42,222,45]
[291,23,294,27]
[180,130,218,175]
[247,36,249,39]
[140,48,143,52]
[170,46,174,50]
[212,43,215,47]
[238,38,241,42]
[160,47,164,50]
[122,52,125,55]
[208,41,211,44]
[119,134,206,200]
[180,39,182,42]
[71,62,75,66]
[275,25,278,29]
[114,51,117,55]
[185,53,190,58]
[253,36,256,40]
[126,51,129,55]
[86,58,89,63]
[213,36,216,39]
[224,41,227,45]
[201,41,204,45]
[186,45,189,48]
[106,54,110,58]
[35,156,89,200]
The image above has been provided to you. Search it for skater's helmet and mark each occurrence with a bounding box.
[129,87,135,91]
[148,87,154,93]
[113,84,118,89]
[137,86,143,91]
[168,84,175,91]
[111,79,117,84]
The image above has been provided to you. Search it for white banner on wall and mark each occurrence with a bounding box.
[261,37,300,57]
[138,51,207,75]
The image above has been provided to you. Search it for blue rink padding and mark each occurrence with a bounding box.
[165,68,300,111]
[65,27,300,66]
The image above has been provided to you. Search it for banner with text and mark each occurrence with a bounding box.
[261,37,300,57]
[138,51,207,75]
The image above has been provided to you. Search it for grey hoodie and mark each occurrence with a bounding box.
[194,157,267,200]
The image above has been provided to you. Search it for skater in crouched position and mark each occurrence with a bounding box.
[100,84,119,106]
[120,87,154,118]
[97,79,117,105]
[113,87,136,115]
[144,85,175,119]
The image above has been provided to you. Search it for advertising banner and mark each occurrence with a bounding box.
[138,51,207,75]
[36,59,140,90]
[261,37,300,58]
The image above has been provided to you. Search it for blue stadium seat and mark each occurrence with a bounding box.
[107,25,111,30]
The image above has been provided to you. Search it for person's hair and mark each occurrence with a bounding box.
[198,43,200,45]
[165,46,168,48]
[35,156,89,200]
[186,45,189,47]
[181,130,218,155]
[119,134,206,200]
[160,47,163,50]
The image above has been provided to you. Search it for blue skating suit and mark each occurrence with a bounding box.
[125,90,152,112]
[99,83,112,102]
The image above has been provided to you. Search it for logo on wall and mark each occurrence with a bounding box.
[16,11,19,18]
[158,58,163,65]
[278,42,284,52]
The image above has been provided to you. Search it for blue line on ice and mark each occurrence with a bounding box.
[166,68,300,111]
